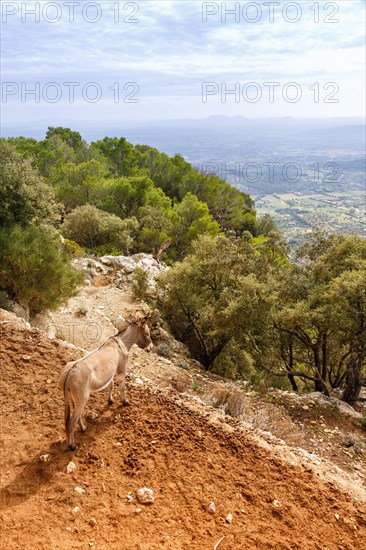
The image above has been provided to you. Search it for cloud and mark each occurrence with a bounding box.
[1,0,365,123]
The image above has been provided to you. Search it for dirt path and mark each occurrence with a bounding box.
[1,315,366,549]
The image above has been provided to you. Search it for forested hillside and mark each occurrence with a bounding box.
[0,127,365,406]
[3,127,262,258]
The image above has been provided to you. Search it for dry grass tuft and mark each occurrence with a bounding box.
[208,387,248,420]
[247,404,303,445]
[171,375,190,393]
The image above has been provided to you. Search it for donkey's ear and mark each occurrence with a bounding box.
[135,311,146,325]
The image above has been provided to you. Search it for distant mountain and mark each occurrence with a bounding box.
[2,117,365,142]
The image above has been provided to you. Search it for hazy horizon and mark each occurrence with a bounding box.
[2,115,365,142]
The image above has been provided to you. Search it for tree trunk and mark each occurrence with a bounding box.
[342,355,364,406]
[286,339,298,391]
[313,345,330,396]
[287,373,299,392]
[321,332,328,382]
[154,240,171,264]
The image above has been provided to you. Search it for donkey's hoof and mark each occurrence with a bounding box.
[68,444,76,451]
[121,400,130,407]
[108,398,114,405]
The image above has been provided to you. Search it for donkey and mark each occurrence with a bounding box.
[60,313,153,450]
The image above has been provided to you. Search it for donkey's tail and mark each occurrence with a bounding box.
[60,363,74,434]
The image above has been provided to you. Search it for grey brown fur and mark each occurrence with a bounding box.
[60,313,153,450]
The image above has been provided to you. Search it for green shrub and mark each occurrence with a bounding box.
[0,140,57,227]
[131,267,149,299]
[63,238,83,258]
[61,204,138,254]
[211,342,255,381]
[156,343,172,358]
[176,360,189,370]
[192,379,205,393]
[0,225,84,316]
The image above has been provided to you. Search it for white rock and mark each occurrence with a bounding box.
[47,325,56,339]
[74,486,85,494]
[208,501,216,514]
[272,499,282,508]
[301,393,362,419]
[39,454,51,463]
[335,513,340,520]
[338,401,362,419]
[72,506,80,514]
[136,487,155,504]
[135,508,143,514]
[66,461,76,474]
[101,253,167,288]
[226,513,233,523]
[10,302,30,322]
[126,492,134,502]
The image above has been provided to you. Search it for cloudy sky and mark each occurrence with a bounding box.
[1,0,365,131]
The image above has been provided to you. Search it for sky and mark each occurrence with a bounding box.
[1,0,365,133]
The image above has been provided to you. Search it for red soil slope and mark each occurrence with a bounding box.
[1,316,365,549]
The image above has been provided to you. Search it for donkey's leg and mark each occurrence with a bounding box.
[78,417,86,432]
[107,379,114,405]
[67,401,86,450]
[117,373,129,406]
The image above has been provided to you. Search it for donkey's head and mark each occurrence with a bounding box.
[135,312,153,352]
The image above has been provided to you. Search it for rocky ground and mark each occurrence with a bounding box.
[1,255,366,549]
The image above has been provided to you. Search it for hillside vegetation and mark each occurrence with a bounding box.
[0,128,365,406]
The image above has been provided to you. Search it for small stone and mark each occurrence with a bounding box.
[135,508,143,514]
[74,486,85,494]
[67,461,76,474]
[47,379,52,384]
[126,492,134,502]
[136,487,155,504]
[89,518,97,526]
[39,454,51,463]
[135,378,144,385]
[22,355,31,361]
[226,513,233,523]
[302,405,309,411]
[208,501,216,514]
[65,527,72,532]
[272,499,282,508]
[335,514,340,521]
[72,506,80,514]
